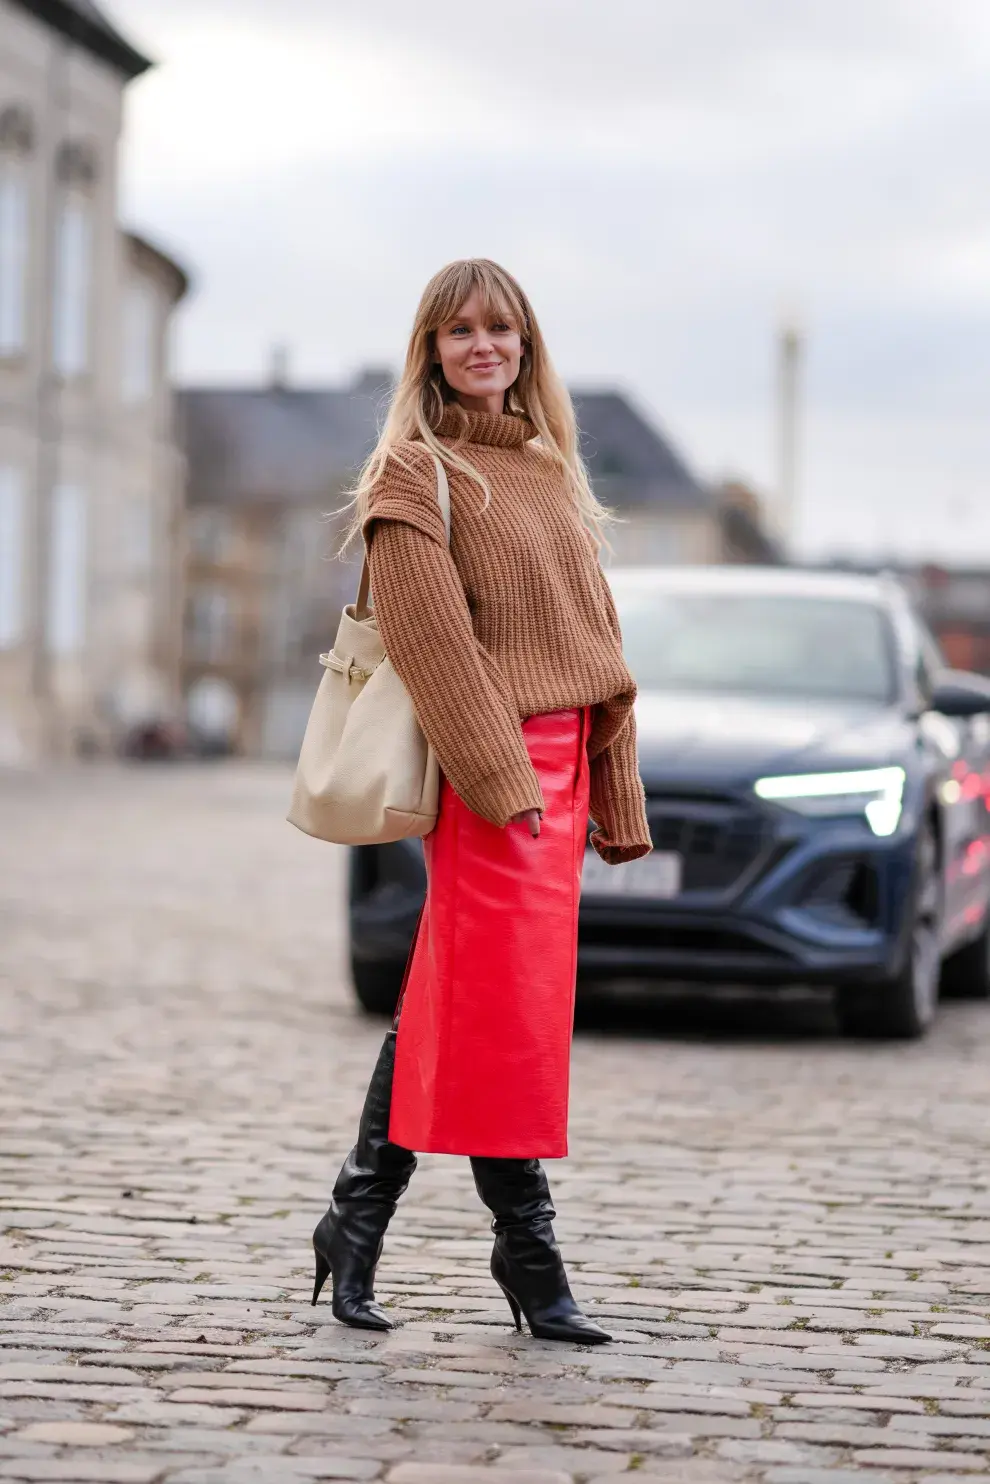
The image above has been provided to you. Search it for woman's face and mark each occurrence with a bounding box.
[434,288,523,412]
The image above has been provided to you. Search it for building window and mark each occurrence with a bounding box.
[187,587,232,663]
[597,450,627,476]
[52,140,98,378]
[186,674,239,748]
[0,466,25,648]
[0,156,28,356]
[0,106,32,358]
[189,509,234,565]
[46,483,87,655]
[52,192,92,377]
[122,279,156,404]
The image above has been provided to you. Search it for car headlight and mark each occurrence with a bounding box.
[753,766,906,837]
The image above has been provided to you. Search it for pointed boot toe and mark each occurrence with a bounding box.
[331,1295,394,1331]
[529,1312,612,1345]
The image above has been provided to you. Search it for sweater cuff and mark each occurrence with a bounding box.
[590,833,653,866]
[590,786,653,865]
[462,761,546,828]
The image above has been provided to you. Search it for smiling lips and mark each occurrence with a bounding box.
[468,361,502,372]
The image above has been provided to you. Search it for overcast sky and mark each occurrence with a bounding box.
[109,0,990,561]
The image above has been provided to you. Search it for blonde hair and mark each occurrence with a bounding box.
[342,258,610,550]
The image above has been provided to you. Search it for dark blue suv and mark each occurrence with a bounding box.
[349,567,990,1038]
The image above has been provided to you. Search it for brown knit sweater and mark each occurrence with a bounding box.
[363,407,653,864]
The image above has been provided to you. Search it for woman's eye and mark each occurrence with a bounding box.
[449,325,469,336]
[491,322,510,333]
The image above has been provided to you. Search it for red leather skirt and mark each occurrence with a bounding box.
[389,708,591,1158]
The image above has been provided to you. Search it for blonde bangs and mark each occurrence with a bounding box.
[424,260,527,341]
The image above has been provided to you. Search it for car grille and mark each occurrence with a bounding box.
[581,919,789,957]
[645,794,770,895]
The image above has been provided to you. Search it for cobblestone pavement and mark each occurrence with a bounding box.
[4,765,990,1484]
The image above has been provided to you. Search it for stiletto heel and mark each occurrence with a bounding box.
[499,1283,522,1331]
[311,1032,417,1331]
[312,1250,330,1307]
[472,1157,612,1346]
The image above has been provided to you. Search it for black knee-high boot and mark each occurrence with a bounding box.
[470,1157,611,1344]
[312,1031,417,1329]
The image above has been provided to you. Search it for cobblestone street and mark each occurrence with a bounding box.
[5,764,990,1484]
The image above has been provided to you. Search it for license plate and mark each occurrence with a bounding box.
[582,849,682,899]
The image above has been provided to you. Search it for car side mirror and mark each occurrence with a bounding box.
[930,668,990,718]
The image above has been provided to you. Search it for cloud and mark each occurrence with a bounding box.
[110,0,990,559]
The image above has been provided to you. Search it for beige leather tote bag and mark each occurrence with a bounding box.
[287,454,451,845]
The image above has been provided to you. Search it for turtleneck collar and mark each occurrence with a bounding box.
[436,404,535,448]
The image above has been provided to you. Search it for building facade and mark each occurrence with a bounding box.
[714,479,783,565]
[0,0,188,763]
[179,374,771,760]
[572,391,720,566]
[902,566,990,677]
[822,561,990,679]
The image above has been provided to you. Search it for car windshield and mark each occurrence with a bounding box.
[610,584,897,704]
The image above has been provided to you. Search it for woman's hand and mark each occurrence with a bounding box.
[510,809,542,838]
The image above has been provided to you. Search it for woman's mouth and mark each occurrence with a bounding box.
[469,362,501,373]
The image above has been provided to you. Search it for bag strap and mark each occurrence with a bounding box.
[355,453,451,621]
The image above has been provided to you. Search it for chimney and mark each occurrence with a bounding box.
[269,342,290,391]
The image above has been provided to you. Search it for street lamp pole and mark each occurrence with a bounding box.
[776,319,802,550]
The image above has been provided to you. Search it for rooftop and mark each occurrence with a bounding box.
[13,0,151,79]
[179,375,710,516]
[572,390,712,512]
[123,230,191,303]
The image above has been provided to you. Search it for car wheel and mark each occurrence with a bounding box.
[940,918,990,1000]
[836,822,942,1040]
[351,958,404,1017]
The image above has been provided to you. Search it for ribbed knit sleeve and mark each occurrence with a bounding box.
[364,447,545,827]
[587,563,653,865]
[589,712,652,864]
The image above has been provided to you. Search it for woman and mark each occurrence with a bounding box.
[312,258,652,1344]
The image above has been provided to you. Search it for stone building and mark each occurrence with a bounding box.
[715,478,783,565]
[179,370,394,759]
[0,0,188,764]
[179,372,770,759]
[899,566,990,677]
[823,561,990,679]
[569,390,718,564]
